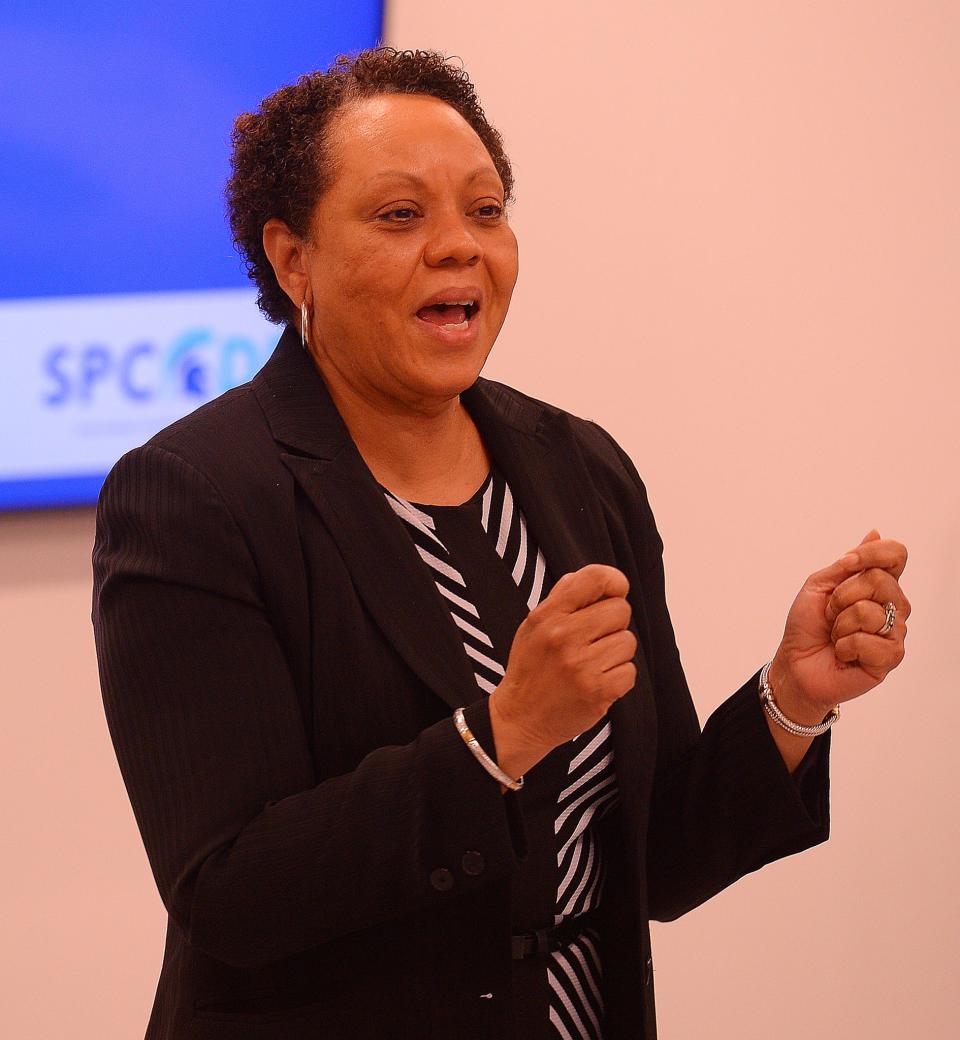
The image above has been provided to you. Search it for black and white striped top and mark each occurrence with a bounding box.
[378,458,621,1040]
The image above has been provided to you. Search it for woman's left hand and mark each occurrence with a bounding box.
[768,529,911,718]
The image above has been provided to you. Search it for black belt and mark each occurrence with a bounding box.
[511,907,602,960]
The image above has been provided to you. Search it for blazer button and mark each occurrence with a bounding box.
[644,954,653,986]
[430,867,455,891]
[461,850,485,876]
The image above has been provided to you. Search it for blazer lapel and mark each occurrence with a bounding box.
[462,375,657,863]
[252,327,654,843]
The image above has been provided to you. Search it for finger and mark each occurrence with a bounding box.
[809,544,891,593]
[808,548,877,590]
[825,568,910,622]
[806,534,907,591]
[825,569,911,624]
[846,536,908,581]
[834,630,906,670]
[551,564,629,613]
[830,599,909,643]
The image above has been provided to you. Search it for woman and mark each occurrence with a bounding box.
[92,47,910,1040]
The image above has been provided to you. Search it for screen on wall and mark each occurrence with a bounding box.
[0,1,384,511]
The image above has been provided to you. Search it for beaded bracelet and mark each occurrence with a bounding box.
[759,660,840,737]
[453,706,524,791]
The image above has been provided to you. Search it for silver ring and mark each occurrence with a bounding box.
[877,600,896,636]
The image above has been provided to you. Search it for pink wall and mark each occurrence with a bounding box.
[384,2,960,1035]
[2,2,956,1036]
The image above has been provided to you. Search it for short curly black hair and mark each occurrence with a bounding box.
[225,46,515,326]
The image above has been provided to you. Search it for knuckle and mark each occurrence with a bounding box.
[543,620,565,648]
[620,628,638,657]
[610,661,637,699]
[868,567,887,591]
[598,668,620,700]
[881,569,900,592]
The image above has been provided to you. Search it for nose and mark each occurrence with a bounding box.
[423,211,482,267]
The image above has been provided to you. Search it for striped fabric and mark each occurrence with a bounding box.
[380,466,620,1040]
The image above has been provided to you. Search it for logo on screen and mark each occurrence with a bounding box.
[41,328,273,406]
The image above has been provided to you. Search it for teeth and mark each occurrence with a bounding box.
[434,299,475,307]
[440,320,470,329]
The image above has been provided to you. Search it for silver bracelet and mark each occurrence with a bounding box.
[759,660,840,737]
[453,707,524,791]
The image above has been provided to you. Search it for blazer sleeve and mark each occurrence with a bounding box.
[585,422,831,922]
[91,442,527,969]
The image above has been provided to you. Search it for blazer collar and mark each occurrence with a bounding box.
[252,326,653,815]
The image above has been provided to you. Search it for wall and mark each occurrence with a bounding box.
[2,2,956,1036]
[383,2,959,1036]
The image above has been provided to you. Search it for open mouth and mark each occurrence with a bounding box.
[414,300,480,330]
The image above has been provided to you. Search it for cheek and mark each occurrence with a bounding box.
[330,256,400,323]
[344,238,418,302]
[489,229,520,297]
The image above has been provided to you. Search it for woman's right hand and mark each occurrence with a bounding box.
[488,564,638,784]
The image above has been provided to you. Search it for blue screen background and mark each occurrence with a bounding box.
[0,1,385,300]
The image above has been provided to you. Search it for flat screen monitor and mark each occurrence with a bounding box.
[0,1,384,511]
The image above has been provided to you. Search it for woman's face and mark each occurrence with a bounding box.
[295,93,519,412]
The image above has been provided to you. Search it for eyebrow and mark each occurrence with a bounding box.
[364,165,498,189]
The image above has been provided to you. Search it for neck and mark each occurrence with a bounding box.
[306,346,489,499]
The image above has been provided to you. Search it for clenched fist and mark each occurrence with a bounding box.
[769,529,911,721]
[488,564,637,778]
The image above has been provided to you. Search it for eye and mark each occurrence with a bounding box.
[379,207,418,223]
[475,204,503,219]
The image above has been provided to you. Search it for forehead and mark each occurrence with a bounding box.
[325,93,498,185]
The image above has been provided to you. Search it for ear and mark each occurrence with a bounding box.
[262,217,310,312]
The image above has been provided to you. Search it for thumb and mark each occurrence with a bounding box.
[809,528,882,588]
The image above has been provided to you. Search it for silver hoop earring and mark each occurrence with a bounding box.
[300,299,310,351]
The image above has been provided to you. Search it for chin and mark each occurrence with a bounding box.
[410,359,485,402]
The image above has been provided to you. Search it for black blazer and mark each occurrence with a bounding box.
[92,323,831,1039]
